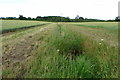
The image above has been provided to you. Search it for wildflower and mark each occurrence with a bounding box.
[101,39,104,41]
[57,49,60,52]
[99,43,102,45]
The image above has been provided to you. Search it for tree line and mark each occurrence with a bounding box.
[0,15,120,22]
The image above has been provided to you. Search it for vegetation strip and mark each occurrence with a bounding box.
[2,23,54,78]
[1,23,49,34]
[2,22,118,78]
[23,23,118,78]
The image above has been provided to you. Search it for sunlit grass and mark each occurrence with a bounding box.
[72,22,118,34]
[1,20,50,31]
[24,23,118,78]
[2,22,118,78]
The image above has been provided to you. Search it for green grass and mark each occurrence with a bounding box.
[24,23,118,78]
[1,20,49,31]
[2,22,118,78]
[73,22,118,33]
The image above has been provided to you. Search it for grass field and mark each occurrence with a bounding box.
[2,20,118,78]
[1,20,50,31]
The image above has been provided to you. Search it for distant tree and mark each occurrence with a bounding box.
[0,17,5,19]
[6,17,16,20]
[36,16,41,19]
[32,18,36,20]
[19,15,27,20]
[107,20,115,22]
[36,16,42,20]
[74,15,84,22]
[19,15,23,20]
[75,15,80,19]
[79,17,84,20]
[115,16,120,21]
[28,17,31,20]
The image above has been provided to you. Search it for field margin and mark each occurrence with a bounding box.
[118,1,120,79]
[0,19,2,80]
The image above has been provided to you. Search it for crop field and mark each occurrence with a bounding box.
[1,20,50,33]
[1,20,118,78]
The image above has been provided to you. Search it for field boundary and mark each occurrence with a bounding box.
[0,19,2,80]
[0,23,50,34]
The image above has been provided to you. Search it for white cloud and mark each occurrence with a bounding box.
[0,0,119,20]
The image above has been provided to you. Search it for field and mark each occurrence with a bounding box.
[1,20,118,78]
[1,20,50,33]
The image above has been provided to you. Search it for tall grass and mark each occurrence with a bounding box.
[24,23,118,78]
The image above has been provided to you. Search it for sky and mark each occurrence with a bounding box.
[0,0,119,20]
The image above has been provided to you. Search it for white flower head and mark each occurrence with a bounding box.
[99,43,102,45]
[57,49,60,52]
[101,39,104,41]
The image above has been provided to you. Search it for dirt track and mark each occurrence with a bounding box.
[2,23,55,78]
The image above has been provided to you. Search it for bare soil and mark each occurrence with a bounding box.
[2,23,54,78]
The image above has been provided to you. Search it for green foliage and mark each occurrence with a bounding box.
[24,23,118,78]
[36,16,70,22]
[50,24,84,58]
[19,15,27,20]
[1,15,118,22]
[115,16,120,21]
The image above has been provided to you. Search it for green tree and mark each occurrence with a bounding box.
[19,15,27,20]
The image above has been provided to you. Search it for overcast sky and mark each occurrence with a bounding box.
[0,0,119,20]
